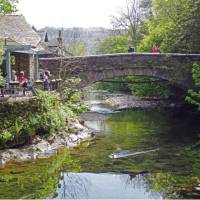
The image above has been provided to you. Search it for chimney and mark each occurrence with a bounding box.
[59,30,62,38]
[32,26,37,31]
[57,30,62,44]
[44,32,49,42]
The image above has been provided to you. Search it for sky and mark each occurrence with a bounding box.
[17,0,126,29]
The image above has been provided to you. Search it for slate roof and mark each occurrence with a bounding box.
[36,30,47,42]
[0,15,41,47]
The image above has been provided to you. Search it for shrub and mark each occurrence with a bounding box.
[186,64,200,110]
[0,91,71,148]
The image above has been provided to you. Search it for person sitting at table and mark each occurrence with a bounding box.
[44,68,52,79]
[11,70,17,81]
[17,71,28,95]
[17,71,28,87]
[16,71,36,96]
[43,69,52,90]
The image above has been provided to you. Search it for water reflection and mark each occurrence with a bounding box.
[55,173,162,199]
[56,172,91,199]
[0,91,200,199]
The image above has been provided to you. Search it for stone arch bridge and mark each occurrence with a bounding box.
[39,53,200,89]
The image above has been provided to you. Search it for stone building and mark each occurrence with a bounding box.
[0,15,43,81]
[36,29,73,58]
[0,15,73,82]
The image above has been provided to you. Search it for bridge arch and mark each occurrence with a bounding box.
[78,67,173,88]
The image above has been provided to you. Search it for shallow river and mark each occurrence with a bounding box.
[1,91,200,199]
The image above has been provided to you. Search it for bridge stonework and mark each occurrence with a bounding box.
[39,53,200,89]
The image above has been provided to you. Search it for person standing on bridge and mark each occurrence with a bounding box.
[128,46,135,53]
[151,46,159,53]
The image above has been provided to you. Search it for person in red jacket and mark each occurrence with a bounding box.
[17,71,28,87]
[151,46,159,53]
[17,71,37,96]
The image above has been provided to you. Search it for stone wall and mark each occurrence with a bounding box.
[29,54,35,80]
[39,57,61,78]
[0,97,39,148]
[39,53,200,89]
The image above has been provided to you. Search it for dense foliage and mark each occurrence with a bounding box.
[65,40,86,56]
[134,0,200,53]
[138,0,200,53]
[95,77,130,93]
[97,35,132,54]
[186,64,200,110]
[127,76,173,98]
[60,77,88,114]
[96,75,173,98]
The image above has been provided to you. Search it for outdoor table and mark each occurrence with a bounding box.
[0,85,4,97]
[34,80,43,90]
[56,79,62,89]
[51,79,56,90]
[9,81,20,97]
[9,81,20,85]
[50,79,62,90]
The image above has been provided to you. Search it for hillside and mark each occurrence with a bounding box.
[40,27,112,55]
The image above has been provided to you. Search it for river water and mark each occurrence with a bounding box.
[0,90,200,199]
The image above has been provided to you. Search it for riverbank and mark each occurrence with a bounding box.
[0,119,93,165]
[84,90,185,111]
[105,93,185,111]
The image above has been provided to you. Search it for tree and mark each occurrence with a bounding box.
[110,0,143,47]
[176,0,200,53]
[97,35,132,54]
[65,40,86,56]
[0,0,17,14]
[139,0,153,19]
[138,0,200,53]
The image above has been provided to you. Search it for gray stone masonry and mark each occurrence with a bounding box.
[39,53,200,89]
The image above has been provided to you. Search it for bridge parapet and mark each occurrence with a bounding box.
[39,53,200,89]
